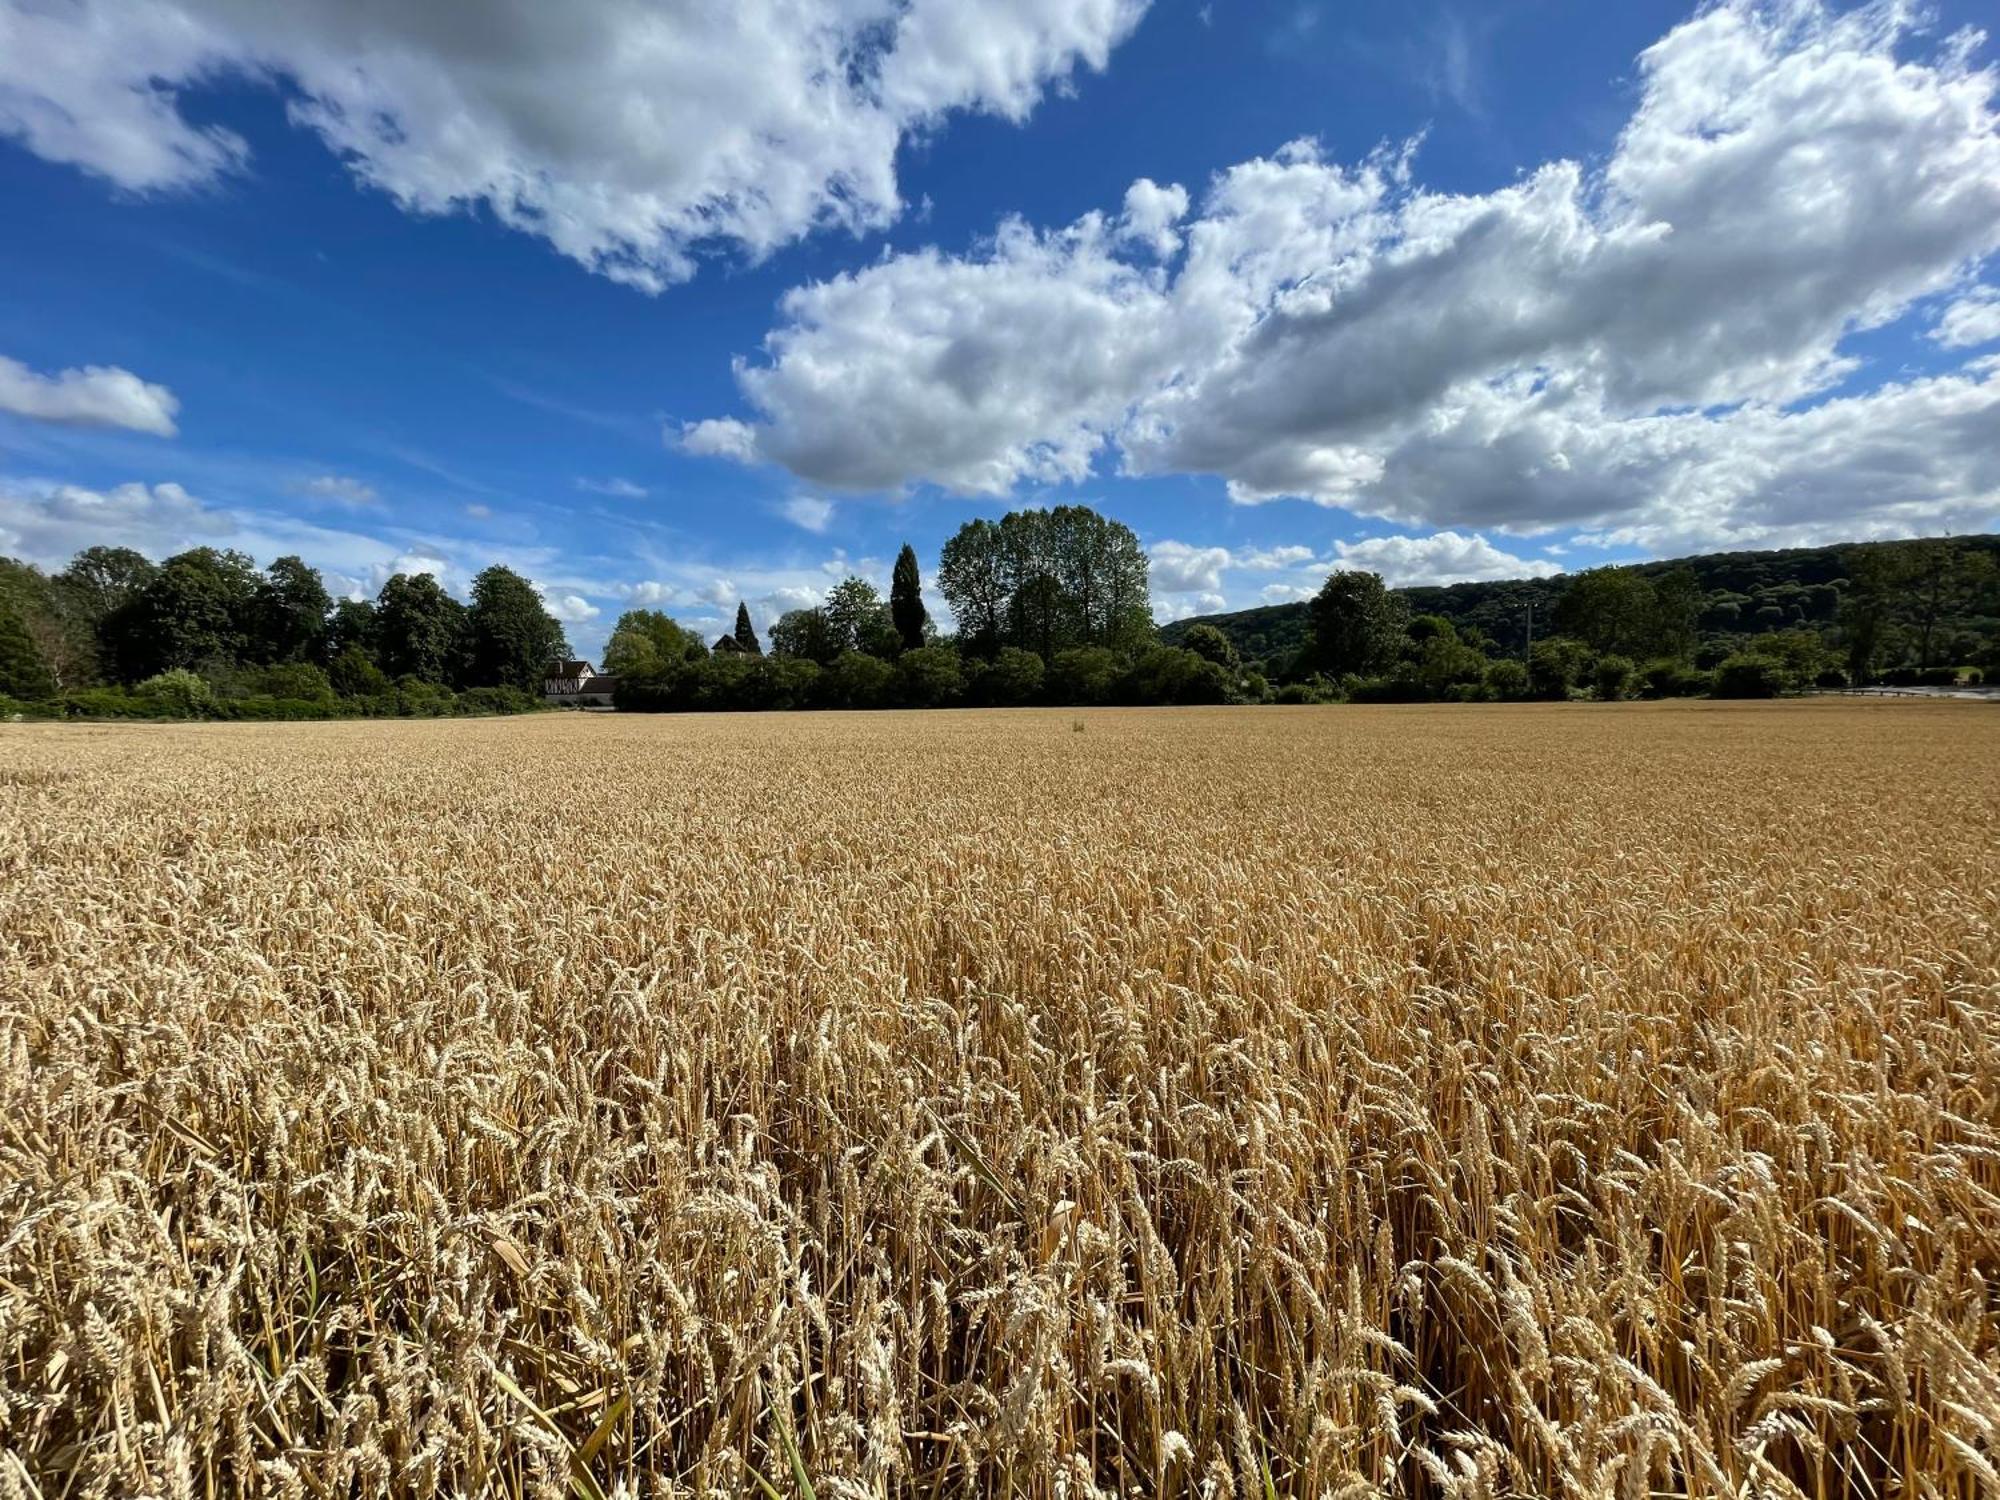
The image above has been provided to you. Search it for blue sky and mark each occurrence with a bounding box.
[1,0,1997,658]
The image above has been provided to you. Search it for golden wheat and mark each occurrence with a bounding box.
[1,701,1996,1498]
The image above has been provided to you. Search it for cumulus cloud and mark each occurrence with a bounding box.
[1933,286,2000,348]
[0,354,180,435]
[696,2,2000,551]
[0,478,222,558]
[0,0,1148,290]
[1148,540,1231,594]
[779,496,836,533]
[540,592,601,625]
[1330,531,1562,587]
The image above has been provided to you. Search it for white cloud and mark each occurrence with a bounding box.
[540,591,601,625]
[1330,530,1562,587]
[575,476,647,499]
[1933,286,2000,348]
[1120,177,1189,257]
[0,0,1148,291]
[1155,590,1227,622]
[0,478,223,558]
[298,473,377,506]
[1148,540,1231,594]
[779,496,836,533]
[0,354,180,435]
[695,3,2000,552]
[678,418,760,462]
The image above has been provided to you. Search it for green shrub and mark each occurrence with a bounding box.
[1047,647,1119,705]
[456,685,540,716]
[1592,654,1637,701]
[896,645,965,708]
[1483,659,1531,700]
[136,668,218,718]
[1712,655,1786,698]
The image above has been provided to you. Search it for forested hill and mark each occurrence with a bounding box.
[1163,533,2000,668]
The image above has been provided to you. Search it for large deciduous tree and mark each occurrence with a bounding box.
[1308,570,1407,677]
[253,555,333,665]
[376,573,466,684]
[466,567,568,691]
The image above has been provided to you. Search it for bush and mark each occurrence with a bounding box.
[896,645,965,708]
[456,685,540,716]
[977,647,1044,707]
[1814,667,1850,690]
[1274,679,1333,705]
[1483,659,1531,700]
[1639,658,1708,698]
[224,695,344,721]
[136,668,218,718]
[1047,647,1120,705]
[1712,655,1787,698]
[394,676,458,717]
[63,687,165,719]
[1592,654,1637,701]
[251,662,337,703]
[1916,665,1964,687]
[827,651,895,709]
[329,646,392,699]
[1528,638,1593,700]
[1123,646,1231,706]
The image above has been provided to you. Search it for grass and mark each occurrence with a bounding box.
[1,701,1996,1497]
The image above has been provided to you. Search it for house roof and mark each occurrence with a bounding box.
[548,659,596,678]
[580,675,618,692]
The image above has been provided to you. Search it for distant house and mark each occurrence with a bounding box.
[543,659,618,707]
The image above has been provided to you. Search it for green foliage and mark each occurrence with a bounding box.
[1592,654,1637,701]
[329,645,391,699]
[1712,655,1786,698]
[976,646,1046,706]
[604,609,706,677]
[0,601,55,700]
[1528,638,1593,700]
[1046,646,1119,705]
[1483,659,1531,700]
[376,573,466,683]
[136,667,218,718]
[253,555,332,664]
[1180,623,1240,673]
[731,602,762,655]
[1123,646,1231,706]
[104,548,261,679]
[768,607,842,666]
[1308,571,1407,677]
[1640,657,1711,698]
[891,543,928,651]
[896,645,965,708]
[466,566,568,692]
[827,650,895,709]
[939,506,1152,659]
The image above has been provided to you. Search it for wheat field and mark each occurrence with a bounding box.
[1,702,1996,1499]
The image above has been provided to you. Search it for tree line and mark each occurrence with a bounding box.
[6,518,1994,720]
[1171,534,2000,698]
[0,546,567,718]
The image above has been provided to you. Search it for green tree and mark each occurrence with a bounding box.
[603,609,706,677]
[890,543,928,651]
[376,573,466,683]
[827,650,894,708]
[1592,654,1637,701]
[57,546,156,627]
[979,646,1045,706]
[1048,646,1120,704]
[1308,571,1407,676]
[103,548,261,680]
[1528,637,1593,699]
[328,645,390,699]
[254,555,333,664]
[896,644,965,707]
[732,601,762,655]
[1554,568,1661,659]
[1,558,94,690]
[938,519,1009,655]
[0,601,55,700]
[327,597,379,662]
[768,607,841,665]
[1181,623,1240,674]
[1649,567,1703,661]
[823,577,885,656]
[466,566,568,692]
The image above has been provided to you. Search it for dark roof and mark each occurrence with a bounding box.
[580,675,618,692]
[547,659,596,678]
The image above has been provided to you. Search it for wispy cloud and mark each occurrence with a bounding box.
[576,475,648,499]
